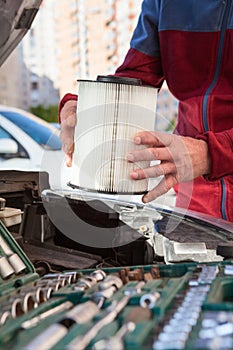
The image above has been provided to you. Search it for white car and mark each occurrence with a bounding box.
[0,105,71,189]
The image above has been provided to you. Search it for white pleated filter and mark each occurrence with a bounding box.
[71,80,157,193]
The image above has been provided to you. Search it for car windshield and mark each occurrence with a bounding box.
[0,110,62,150]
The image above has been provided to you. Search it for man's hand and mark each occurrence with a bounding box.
[60,100,77,166]
[127,131,211,203]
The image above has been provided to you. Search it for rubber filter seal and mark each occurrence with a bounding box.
[96,75,142,86]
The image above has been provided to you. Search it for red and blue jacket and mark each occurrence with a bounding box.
[115,0,233,222]
[60,0,233,221]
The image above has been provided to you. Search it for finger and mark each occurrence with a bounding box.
[142,174,178,203]
[134,131,174,147]
[60,128,75,153]
[60,110,75,158]
[130,162,176,180]
[127,147,173,162]
[65,153,73,167]
[60,100,77,126]
[60,113,76,128]
[61,126,75,167]
[62,139,74,154]
[62,142,74,167]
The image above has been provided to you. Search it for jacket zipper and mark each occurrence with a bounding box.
[202,0,231,220]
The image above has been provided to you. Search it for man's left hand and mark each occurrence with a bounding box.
[127,131,211,203]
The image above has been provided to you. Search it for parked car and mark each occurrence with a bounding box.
[0,0,72,189]
[0,105,71,189]
[50,122,60,129]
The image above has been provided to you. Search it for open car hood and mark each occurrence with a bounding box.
[1,169,233,268]
[0,0,42,66]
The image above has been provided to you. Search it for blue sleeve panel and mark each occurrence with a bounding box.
[130,0,233,57]
[130,0,161,57]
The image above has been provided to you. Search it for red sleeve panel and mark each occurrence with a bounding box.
[58,48,164,122]
[197,129,233,180]
[115,48,164,88]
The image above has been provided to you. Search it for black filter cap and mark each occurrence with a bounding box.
[96,75,142,86]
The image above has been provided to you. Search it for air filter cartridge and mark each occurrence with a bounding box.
[70,76,157,194]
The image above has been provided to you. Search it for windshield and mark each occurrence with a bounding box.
[0,110,62,150]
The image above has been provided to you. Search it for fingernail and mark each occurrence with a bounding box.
[127,153,134,162]
[131,172,138,179]
[134,136,141,145]
[65,154,72,167]
[142,196,149,203]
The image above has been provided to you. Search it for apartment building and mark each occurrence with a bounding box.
[53,0,178,128]
[0,0,177,126]
[22,0,59,107]
[56,0,142,97]
[0,45,30,110]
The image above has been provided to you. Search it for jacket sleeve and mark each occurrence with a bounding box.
[197,129,233,180]
[114,48,164,88]
[115,0,164,88]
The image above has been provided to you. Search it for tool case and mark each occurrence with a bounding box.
[0,219,233,350]
[1,170,233,349]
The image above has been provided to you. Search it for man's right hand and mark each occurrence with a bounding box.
[60,100,77,167]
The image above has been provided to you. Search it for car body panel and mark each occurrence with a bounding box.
[0,106,72,189]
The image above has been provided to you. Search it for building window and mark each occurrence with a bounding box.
[31,82,39,90]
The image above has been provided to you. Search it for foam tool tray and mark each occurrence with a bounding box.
[0,222,233,349]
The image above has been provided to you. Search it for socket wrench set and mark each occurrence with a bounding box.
[0,221,233,350]
[1,171,233,349]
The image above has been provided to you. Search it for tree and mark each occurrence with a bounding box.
[29,105,58,123]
